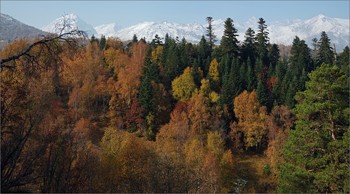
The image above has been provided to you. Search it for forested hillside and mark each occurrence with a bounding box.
[1,17,349,193]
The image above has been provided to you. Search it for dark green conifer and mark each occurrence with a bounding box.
[220,18,239,56]
[316,31,334,66]
[256,18,270,66]
[278,64,349,193]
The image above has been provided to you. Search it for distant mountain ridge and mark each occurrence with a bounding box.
[0,13,46,48]
[91,14,349,49]
[1,13,348,50]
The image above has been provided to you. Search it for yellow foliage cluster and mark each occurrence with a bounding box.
[209,58,220,82]
[172,67,196,101]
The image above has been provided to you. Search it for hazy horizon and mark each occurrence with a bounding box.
[1,1,349,29]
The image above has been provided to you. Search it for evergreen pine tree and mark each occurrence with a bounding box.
[282,36,313,108]
[99,35,106,50]
[242,27,257,65]
[206,16,217,50]
[272,61,286,104]
[256,79,269,109]
[268,43,280,73]
[246,58,256,91]
[337,46,349,75]
[179,37,189,73]
[138,47,161,140]
[278,64,349,193]
[198,35,211,76]
[272,77,282,105]
[311,37,319,59]
[163,41,180,89]
[90,34,98,43]
[290,36,313,72]
[316,31,334,66]
[191,58,202,87]
[132,34,138,43]
[285,76,298,108]
[220,18,239,56]
[239,63,247,91]
[220,58,240,114]
[256,18,270,66]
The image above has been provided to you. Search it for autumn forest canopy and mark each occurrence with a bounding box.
[1,17,349,193]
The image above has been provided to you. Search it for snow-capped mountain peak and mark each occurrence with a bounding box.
[42,13,349,49]
[266,14,349,48]
[94,23,120,38]
[41,13,97,37]
[113,21,206,43]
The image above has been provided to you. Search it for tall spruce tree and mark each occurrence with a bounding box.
[272,61,287,105]
[99,35,106,50]
[283,36,313,107]
[246,58,256,91]
[198,35,211,76]
[316,31,334,66]
[220,58,240,115]
[191,58,202,87]
[242,28,257,91]
[163,41,180,89]
[268,44,280,75]
[220,18,239,57]
[206,16,217,50]
[242,27,257,65]
[138,47,160,139]
[132,34,138,43]
[256,18,270,66]
[256,78,270,110]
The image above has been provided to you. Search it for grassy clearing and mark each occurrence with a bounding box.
[234,153,276,193]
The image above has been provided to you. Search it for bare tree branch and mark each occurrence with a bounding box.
[0,30,87,68]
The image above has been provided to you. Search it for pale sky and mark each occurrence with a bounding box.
[1,1,349,28]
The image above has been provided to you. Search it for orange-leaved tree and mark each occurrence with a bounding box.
[230,90,267,150]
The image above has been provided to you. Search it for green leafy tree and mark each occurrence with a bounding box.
[172,67,196,101]
[278,64,350,193]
